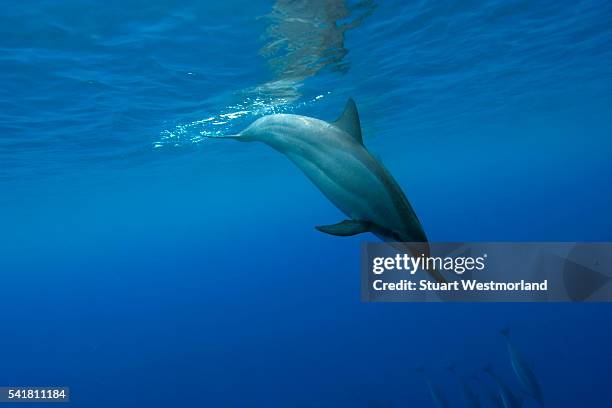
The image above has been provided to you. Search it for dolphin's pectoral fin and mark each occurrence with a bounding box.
[332,98,363,145]
[315,220,371,236]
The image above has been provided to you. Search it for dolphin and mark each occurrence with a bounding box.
[501,328,544,406]
[448,363,481,408]
[416,366,449,408]
[208,99,444,282]
[483,363,523,408]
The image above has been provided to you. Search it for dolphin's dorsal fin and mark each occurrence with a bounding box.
[315,220,371,236]
[332,98,363,145]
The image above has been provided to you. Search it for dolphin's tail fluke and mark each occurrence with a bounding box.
[421,242,446,283]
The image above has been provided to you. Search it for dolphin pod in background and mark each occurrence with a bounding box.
[483,363,523,408]
[448,363,481,408]
[416,367,449,408]
[501,328,544,406]
[207,99,444,283]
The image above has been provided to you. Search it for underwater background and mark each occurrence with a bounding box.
[1,0,612,406]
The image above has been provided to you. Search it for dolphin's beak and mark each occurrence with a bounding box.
[203,133,242,140]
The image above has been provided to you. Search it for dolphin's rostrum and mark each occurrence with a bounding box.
[209,99,442,282]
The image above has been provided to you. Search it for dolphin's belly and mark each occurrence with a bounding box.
[286,145,405,231]
[254,115,422,239]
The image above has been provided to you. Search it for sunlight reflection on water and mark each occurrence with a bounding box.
[155,0,374,148]
[154,92,330,148]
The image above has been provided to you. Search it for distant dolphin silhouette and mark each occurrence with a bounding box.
[501,328,544,406]
[208,99,443,282]
[416,366,449,408]
[483,363,523,408]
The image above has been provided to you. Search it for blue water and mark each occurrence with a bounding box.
[1,0,612,406]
